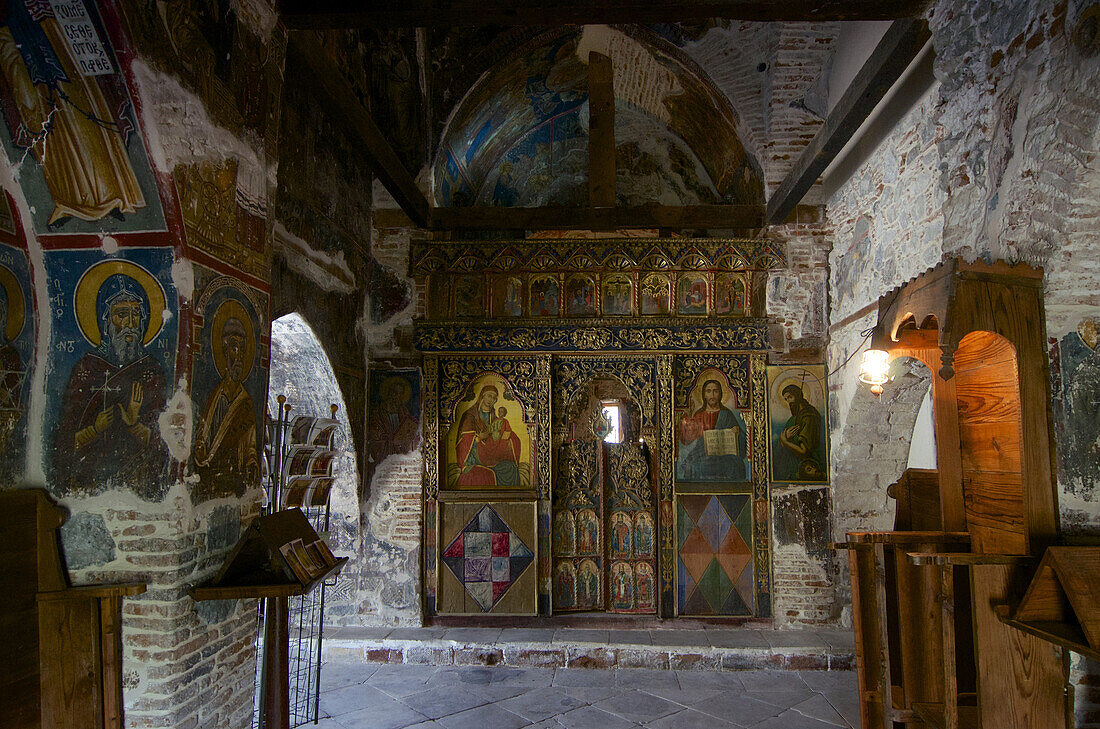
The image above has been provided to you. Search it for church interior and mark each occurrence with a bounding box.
[3,0,1100,728]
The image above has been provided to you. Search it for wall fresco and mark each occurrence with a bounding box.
[45,248,177,500]
[1054,318,1100,499]
[189,268,269,502]
[0,193,33,482]
[366,367,420,484]
[0,0,165,235]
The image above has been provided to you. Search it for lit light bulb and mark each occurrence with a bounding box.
[858,348,891,397]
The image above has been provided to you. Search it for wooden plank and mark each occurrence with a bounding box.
[997,606,1100,663]
[588,52,615,208]
[970,566,1067,729]
[428,204,765,231]
[893,540,945,728]
[1,490,43,729]
[100,595,124,729]
[906,552,1034,567]
[766,19,931,224]
[40,599,102,729]
[279,0,933,28]
[289,32,430,227]
[939,565,959,729]
[873,543,894,729]
[37,583,146,601]
[1048,548,1100,647]
[850,546,886,729]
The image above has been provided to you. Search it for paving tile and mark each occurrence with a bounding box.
[645,708,744,729]
[321,662,382,690]
[748,688,817,710]
[554,667,618,687]
[555,629,611,644]
[499,686,588,721]
[607,630,654,645]
[694,692,785,726]
[797,670,858,693]
[404,723,447,729]
[816,630,856,651]
[594,689,682,723]
[675,670,744,691]
[647,630,713,647]
[556,705,642,729]
[491,666,556,687]
[427,666,496,686]
[367,665,440,697]
[735,670,809,693]
[476,684,532,701]
[819,689,860,728]
[501,627,557,643]
[753,709,845,729]
[706,630,770,648]
[639,687,723,709]
[320,683,397,717]
[442,628,503,644]
[788,694,850,727]
[614,668,681,690]
[328,626,394,640]
[311,720,351,729]
[436,703,530,729]
[329,695,431,729]
[557,685,620,704]
[398,684,492,719]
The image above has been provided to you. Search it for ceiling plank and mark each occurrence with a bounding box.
[588,51,615,209]
[280,1,931,29]
[289,32,431,227]
[765,18,931,225]
[428,204,765,231]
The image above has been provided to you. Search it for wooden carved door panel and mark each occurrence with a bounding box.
[553,439,602,611]
[606,441,656,613]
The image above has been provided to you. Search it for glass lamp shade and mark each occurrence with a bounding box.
[858,348,891,396]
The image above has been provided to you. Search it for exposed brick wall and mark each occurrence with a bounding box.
[766,220,831,352]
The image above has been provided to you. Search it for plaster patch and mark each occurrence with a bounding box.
[273,223,356,293]
[171,257,194,300]
[101,235,119,254]
[577,26,681,123]
[158,381,193,462]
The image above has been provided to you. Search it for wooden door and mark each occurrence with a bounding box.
[552,439,603,611]
[605,441,657,613]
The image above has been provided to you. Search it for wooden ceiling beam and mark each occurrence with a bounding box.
[766,18,931,225]
[279,1,931,29]
[587,51,615,209]
[427,204,765,231]
[289,32,431,227]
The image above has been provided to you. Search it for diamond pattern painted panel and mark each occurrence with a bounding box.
[676,494,753,615]
[442,505,534,612]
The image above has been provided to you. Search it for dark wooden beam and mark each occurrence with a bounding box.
[765,19,930,225]
[588,51,615,208]
[280,0,931,29]
[290,32,431,227]
[428,204,764,231]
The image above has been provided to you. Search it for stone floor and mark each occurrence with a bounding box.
[312,662,859,729]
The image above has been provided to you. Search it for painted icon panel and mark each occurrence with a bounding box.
[767,365,828,483]
[640,273,670,316]
[493,276,524,317]
[445,372,532,489]
[44,248,177,500]
[438,501,537,615]
[564,274,597,317]
[455,275,485,317]
[677,274,708,315]
[676,493,754,616]
[530,275,559,316]
[715,273,747,316]
[676,368,751,483]
[602,274,632,316]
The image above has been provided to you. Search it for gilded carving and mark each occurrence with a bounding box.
[553,358,656,430]
[422,355,439,499]
[751,353,771,609]
[536,355,552,500]
[439,358,539,418]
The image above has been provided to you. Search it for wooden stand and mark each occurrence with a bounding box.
[191,509,346,729]
[0,489,145,729]
[839,260,1069,729]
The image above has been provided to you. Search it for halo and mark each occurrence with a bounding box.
[210,298,255,380]
[770,367,820,408]
[74,259,166,347]
[379,375,412,403]
[690,367,734,410]
[0,264,25,342]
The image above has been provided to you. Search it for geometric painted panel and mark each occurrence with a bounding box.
[677,494,753,615]
[442,505,534,611]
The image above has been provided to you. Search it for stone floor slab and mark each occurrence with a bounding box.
[645,708,745,728]
[556,705,642,729]
[693,692,785,726]
[594,690,682,723]
[435,702,530,729]
[614,668,681,690]
[397,684,492,719]
[498,686,588,722]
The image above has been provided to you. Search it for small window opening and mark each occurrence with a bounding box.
[600,399,623,443]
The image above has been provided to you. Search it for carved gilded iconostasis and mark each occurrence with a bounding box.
[414,238,827,620]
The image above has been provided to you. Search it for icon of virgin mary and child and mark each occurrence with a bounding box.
[454,384,525,487]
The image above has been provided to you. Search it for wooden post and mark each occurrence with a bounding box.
[587,51,615,208]
[940,565,958,729]
[261,596,290,729]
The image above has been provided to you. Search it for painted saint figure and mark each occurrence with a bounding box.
[778,383,825,481]
[0,279,24,449]
[578,559,599,607]
[676,379,749,482]
[54,272,166,491]
[193,301,259,493]
[456,384,522,487]
[0,0,145,227]
[610,512,631,558]
[367,374,419,480]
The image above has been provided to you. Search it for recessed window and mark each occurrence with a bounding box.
[600,400,623,444]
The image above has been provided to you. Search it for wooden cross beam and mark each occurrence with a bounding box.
[279,1,932,29]
[765,18,931,225]
[588,51,615,208]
